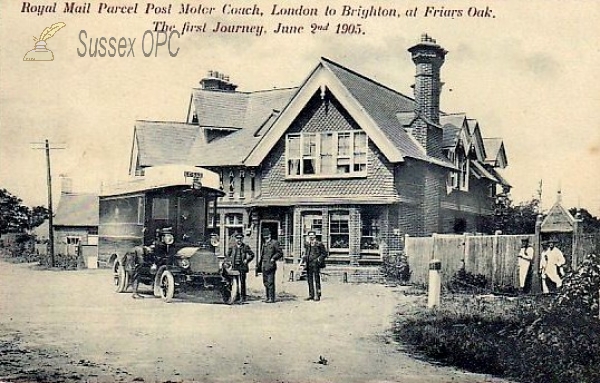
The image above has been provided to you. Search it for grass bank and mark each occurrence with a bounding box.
[393,292,600,383]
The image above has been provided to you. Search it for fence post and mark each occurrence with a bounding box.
[531,215,544,294]
[428,259,442,308]
[491,232,498,288]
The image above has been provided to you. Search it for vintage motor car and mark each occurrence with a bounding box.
[99,164,241,303]
[115,228,241,303]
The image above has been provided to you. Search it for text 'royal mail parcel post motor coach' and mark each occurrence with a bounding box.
[98,164,244,303]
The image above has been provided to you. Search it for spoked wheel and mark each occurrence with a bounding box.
[153,266,166,297]
[114,261,128,293]
[159,270,175,303]
[222,275,240,305]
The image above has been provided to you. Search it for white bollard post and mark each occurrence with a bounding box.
[428,259,442,308]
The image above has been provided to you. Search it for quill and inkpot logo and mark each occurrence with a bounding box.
[23,22,66,61]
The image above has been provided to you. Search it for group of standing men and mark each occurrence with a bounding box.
[518,237,566,294]
[225,229,328,303]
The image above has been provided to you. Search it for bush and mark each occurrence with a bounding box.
[553,253,600,316]
[394,291,600,383]
[446,266,488,294]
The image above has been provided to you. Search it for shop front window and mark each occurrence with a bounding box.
[301,212,322,243]
[361,214,380,252]
[329,211,349,251]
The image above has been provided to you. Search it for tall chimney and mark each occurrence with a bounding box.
[200,70,238,91]
[409,34,446,124]
[408,35,446,158]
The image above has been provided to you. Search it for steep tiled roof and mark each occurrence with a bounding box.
[440,113,466,130]
[321,58,453,167]
[442,126,461,148]
[54,194,98,227]
[135,121,202,167]
[192,90,249,129]
[483,138,504,166]
[188,88,297,166]
[191,87,297,129]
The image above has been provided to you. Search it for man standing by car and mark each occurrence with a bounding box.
[225,232,254,302]
[257,228,283,303]
[302,231,328,301]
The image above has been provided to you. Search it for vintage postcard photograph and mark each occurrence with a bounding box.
[1,1,599,382]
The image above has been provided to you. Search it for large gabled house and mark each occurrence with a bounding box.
[127,34,510,265]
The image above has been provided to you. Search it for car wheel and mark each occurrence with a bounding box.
[153,266,166,297]
[159,270,175,303]
[222,275,240,305]
[115,261,128,293]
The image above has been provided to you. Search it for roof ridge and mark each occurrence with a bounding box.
[136,119,197,125]
[191,86,298,95]
[320,56,415,103]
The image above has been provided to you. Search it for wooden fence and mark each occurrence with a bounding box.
[406,234,534,287]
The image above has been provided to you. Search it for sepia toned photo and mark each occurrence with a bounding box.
[1,1,599,382]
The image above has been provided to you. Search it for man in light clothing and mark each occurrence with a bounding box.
[540,239,566,293]
[517,238,534,293]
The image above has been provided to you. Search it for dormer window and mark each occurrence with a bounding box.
[286,130,367,178]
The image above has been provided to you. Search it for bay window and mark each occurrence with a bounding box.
[286,130,367,177]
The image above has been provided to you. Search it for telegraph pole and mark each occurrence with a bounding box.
[45,140,56,267]
[32,139,65,267]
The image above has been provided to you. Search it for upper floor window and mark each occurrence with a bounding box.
[446,148,469,191]
[286,130,367,178]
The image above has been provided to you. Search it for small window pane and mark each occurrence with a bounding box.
[152,198,169,220]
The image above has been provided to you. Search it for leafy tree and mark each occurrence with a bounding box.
[502,198,540,234]
[29,205,50,228]
[0,188,49,235]
[569,207,600,233]
[483,195,540,234]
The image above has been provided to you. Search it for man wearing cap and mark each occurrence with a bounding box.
[517,238,534,293]
[540,238,566,293]
[225,232,254,302]
[302,231,328,301]
[257,228,283,303]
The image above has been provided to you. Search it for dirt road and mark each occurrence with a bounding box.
[0,261,508,383]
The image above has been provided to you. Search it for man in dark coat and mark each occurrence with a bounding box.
[302,230,328,301]
[257,228,283,303]
[225,232,254,302]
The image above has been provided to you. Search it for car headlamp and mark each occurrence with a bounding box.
[179,258,190,269]
[163,233,174,245]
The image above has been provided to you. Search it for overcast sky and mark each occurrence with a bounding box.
[1,0,599,214]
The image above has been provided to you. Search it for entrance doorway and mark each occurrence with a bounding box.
[259,221,280,248]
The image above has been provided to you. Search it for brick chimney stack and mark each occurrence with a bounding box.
[200,70,238,91]
[408,34,447,157]
[409,34,446,124]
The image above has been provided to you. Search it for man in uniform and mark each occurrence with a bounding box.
[302,231,328,301]
[257,228,283,303]
[224,232,254,302]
